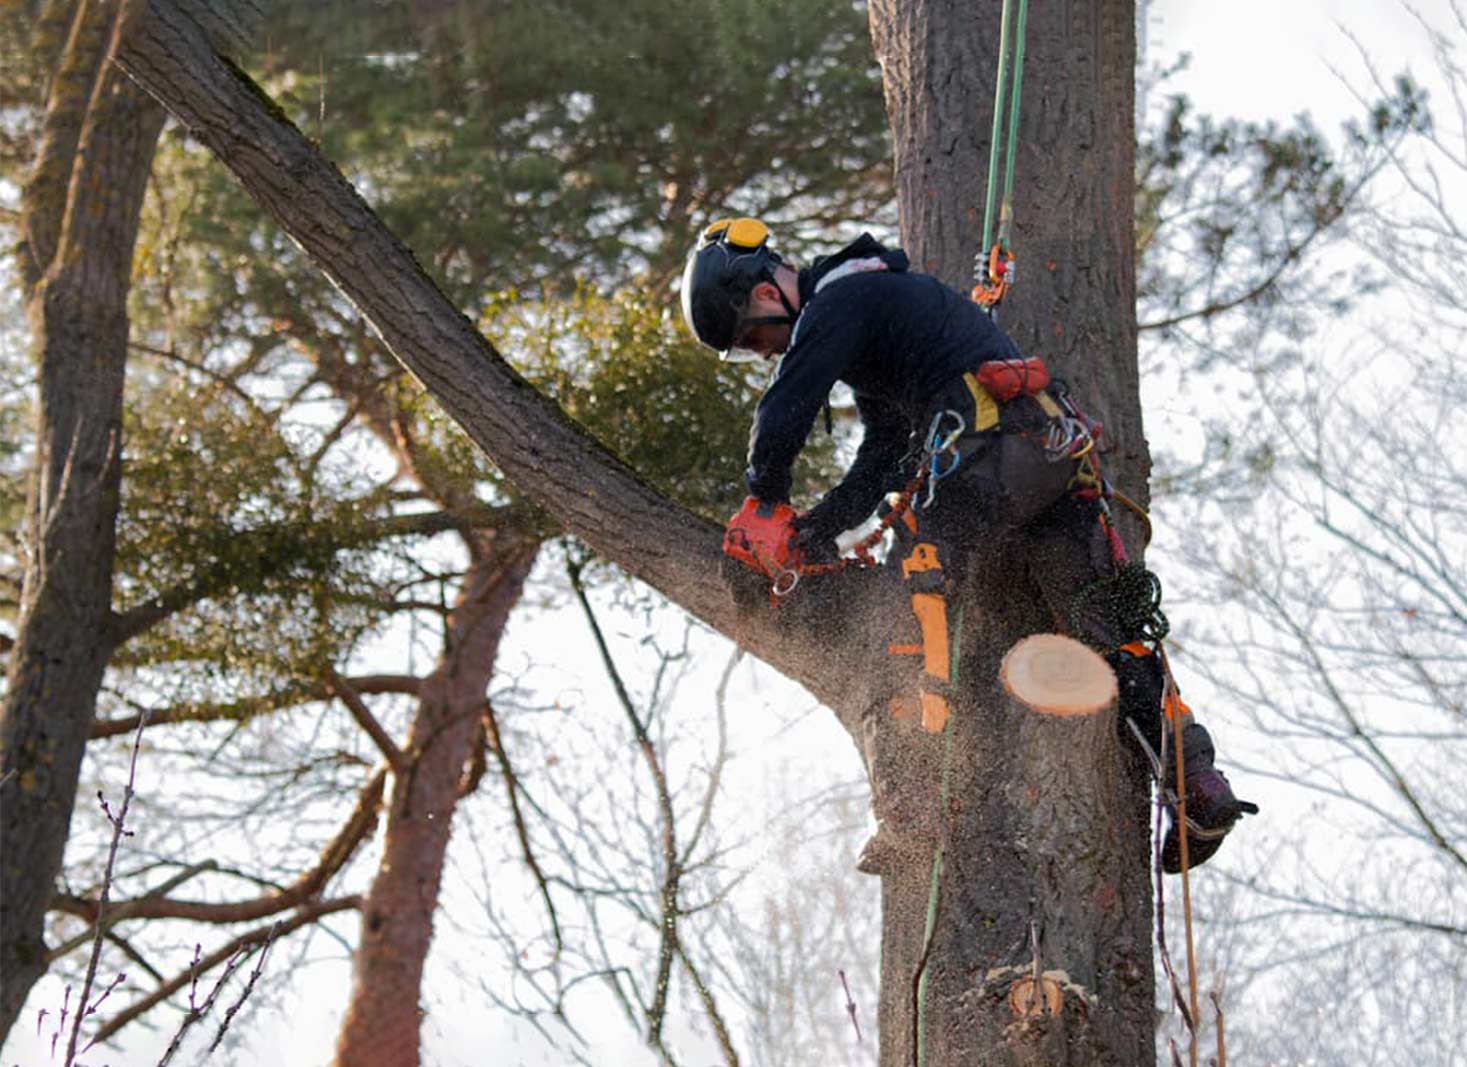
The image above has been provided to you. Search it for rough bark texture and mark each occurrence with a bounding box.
[955,635,1135,1063]
[334,536,537,1067]
[868,2,1154,1065]
[0,0,164,1038]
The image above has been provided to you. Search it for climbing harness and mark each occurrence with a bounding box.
[972,0,1030,313]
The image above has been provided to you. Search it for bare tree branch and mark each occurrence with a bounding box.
[52,768,385,925]
[325,669,408,774]
[91,897,359,1045]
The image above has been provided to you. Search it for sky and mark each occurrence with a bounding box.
[5,3,1458,1066]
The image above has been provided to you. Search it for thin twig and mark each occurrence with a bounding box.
[839,969,863,1043]
[206,921,281,1054]
[568,558,681,1060]
[1210,988,1227,1067]
[482,700,564,960]
[65,711,148,1066]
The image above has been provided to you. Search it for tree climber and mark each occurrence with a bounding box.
[680,217,1258,873]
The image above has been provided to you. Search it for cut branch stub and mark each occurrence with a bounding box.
[1000,633,1117,717]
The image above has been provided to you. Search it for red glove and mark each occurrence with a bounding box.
[976,356,1050,403]
[723,497,799,575]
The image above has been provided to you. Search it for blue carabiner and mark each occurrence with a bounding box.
[921,409,967,507]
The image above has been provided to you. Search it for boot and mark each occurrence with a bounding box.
[1160,722,1258,873]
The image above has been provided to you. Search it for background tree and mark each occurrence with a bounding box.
[1143,11,1464,1059]
[0,0,165,1034]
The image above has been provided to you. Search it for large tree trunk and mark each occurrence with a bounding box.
[0,0,164,1038]
[114,4,1154,1062]
[868,2,1154,1064]
[334,536,537,1067]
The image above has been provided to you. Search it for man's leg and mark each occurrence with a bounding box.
[1027,497,1256,871]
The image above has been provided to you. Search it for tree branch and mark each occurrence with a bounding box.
[481,701,564,961]
[109,506,515,645]
[90,896,359,1045]
[111,0,878,716]
[568,559,681,1055]
[52,768,385,924]
[90,674,421,738]
[325,669,408,773]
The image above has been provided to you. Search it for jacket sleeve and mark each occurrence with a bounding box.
[797,391,910,543]
[744,302,863,503]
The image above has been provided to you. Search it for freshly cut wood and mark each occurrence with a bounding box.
[1000,633,1117,717]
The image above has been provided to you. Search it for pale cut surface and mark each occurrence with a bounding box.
[1000,633,1118,716]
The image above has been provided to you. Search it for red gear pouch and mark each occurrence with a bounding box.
[975,357,1051,403]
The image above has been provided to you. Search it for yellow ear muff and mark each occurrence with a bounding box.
[699,216,769,252]
[701,218,734,243]
[723,217,769,250]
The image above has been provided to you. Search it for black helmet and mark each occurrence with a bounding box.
[680,217,791,357]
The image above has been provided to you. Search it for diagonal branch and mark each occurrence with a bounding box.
[89,674,422,738]
[89,896,359,1045]
[325,669,408,773]
[481,701,563,961]
[52,768,386,924]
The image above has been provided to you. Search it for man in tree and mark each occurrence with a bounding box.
[681,217,1258,872]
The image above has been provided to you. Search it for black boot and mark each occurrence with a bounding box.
[1160,722,1258,873]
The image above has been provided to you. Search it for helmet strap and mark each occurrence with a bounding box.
[774,274,800,322]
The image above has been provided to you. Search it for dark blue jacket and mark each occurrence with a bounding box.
[746,234,1022,542]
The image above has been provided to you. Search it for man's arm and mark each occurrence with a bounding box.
[796,391,910,547]
[744,303,863,503]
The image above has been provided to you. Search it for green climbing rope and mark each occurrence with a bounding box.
[1070,561,1171,646]
[979,0,1030,269]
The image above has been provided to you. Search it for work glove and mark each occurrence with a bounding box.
[975,356,1050,403]
[723,496,799,577]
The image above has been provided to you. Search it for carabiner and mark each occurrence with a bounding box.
[771,568,801,597]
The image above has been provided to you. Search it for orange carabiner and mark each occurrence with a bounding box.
[970,242,1015,309]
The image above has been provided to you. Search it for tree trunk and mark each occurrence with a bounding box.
[954,635,1135,1064]
[868,3,1154,1064]
[0,0,164,1038]
[333,536,538,1067]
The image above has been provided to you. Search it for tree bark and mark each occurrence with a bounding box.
[0,0,164,1038]
[333,536,538,1067]
[868,3,1154,1064]
[953,635,1134,1064]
